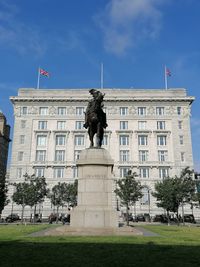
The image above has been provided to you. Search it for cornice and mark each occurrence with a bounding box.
[10,96,195,104]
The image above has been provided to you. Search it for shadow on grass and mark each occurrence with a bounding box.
[0,240,199,267]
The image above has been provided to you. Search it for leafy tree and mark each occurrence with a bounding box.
[24,174,48,222]
[0,172,9,217]
[152,177,180,225]
[64,179,78,207]
[48,182,69,223]
[178,167,196,224]
[114,170,143,226]
[48,180,78,223]
[12,182,31,223]
[12,174,48,223]
[152,167,196,225]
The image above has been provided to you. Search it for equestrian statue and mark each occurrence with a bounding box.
[83,89,108,148]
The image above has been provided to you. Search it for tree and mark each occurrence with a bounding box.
[48,180,78,224]
[152,167,196,225]
[48,182,69,224]
[0,172,9,217]
[152,177,180,225]
[114,170,143,226]
[25,174,48,223]
[64,179,78,207]
[12,182,31,223]
[12,174,48,223]
[179,168,196,224]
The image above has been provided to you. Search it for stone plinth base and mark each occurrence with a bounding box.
[30,225,143,237]
[70,148,118,228]
[71,206,118,228]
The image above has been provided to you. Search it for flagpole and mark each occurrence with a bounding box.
[37,67,40,89]
[164,65,168,90]
[100,62,103,89]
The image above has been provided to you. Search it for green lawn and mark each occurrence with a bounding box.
[0,224,200,267]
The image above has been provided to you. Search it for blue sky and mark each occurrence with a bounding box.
[0,0,199,171]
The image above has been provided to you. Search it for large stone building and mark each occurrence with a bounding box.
[3,88,197,218]
[0,111,10,177]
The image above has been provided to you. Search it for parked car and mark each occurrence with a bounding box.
[183,214,196,223]
[48,213,59,224]
[136,214,145,222]
[153,214,168,223]
[5,213,20,223]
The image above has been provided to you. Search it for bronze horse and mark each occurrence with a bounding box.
[84,89,107,148]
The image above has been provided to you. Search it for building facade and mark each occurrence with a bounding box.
[3,88,197,218]
[0,111,10,178]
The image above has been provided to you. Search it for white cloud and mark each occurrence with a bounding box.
[0,1,46,56]
[95,0,165,56]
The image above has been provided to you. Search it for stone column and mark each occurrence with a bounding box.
[70,148,118,228]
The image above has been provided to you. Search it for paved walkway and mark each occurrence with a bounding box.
[29,225,159,237]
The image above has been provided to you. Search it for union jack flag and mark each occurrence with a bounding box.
[40,68,50,77]
[166,68,171,76]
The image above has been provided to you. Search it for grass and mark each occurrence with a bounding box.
[0,224,200,267]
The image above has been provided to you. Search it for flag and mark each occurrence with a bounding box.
[166,68,171,77]
[39,68,50,77]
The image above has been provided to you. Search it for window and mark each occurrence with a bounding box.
[16,168,22,178]
[18,152,24,161]
[139,150,148,162]
[181,152,185,162]
[157,121,166,130]
[138,121,146,130]
[178,121,183,129]
[21,107,27,115]
[120,150,130,162]
[158,150,168,162]
[119,135,129,146]
[21,120,26,129]
[37,135,47,146]
[157,135,167,146]
[102,135,108,146]
[55,150,65,162]
[76,107,85,115]
[57,121,66,130]
[54,167,64,178]
[19,135,25,144]
[39,107,48,115]
[75,135,84,146]
[179,135,184,145]
[156,107,165,115]
[120,121,128,130]
[177,107,182,115]
[35,167,45,177]
[120,167,130,178]
[120,107,128,116]
[74,150,81,161]
[138,107,146,116]
[75,121,84,130]
[139,168,149,178]
[38,121,47,130]
[56,135,66,146]
[73,167,78,178]
[138,135,148,146]
[36,150,46,162]
[58,107,66,115]
[141,187,150,205]
[159,168,169,179]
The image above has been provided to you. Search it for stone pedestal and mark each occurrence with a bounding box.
[70,148,118,228]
